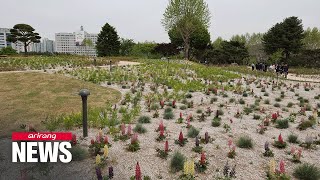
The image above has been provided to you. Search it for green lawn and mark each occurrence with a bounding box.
[0,72,121,137]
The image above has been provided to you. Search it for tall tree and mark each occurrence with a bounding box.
[7,24,41,55]
[262,16,304,60]
[82,38,94,57]
[119,38,135,56]
[162,0,211,60]
[303,27,320,50]
[96,23,120,56]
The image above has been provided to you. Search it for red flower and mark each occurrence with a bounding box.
[91,139,95,145]
[179,131,184,143]
[228,138,233,147]
[278,133,284,144]
[279,160,285,174]
[159,121,164,132]
[180,112,182,119]
[121,123,126,135]
[165,140,169,152]
[173,100,176,107]
[104,136,109,144]
[272,113,278,120]
[200,152,206,165]
[160,100,164,108]
[135,162,141,180]
[160,128,164,137]
[127,125,132,136]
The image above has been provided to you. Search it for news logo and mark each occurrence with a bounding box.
[12,132,72,163]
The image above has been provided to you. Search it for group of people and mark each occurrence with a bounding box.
[251,63,289,78]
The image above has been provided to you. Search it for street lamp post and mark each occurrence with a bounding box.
[79,89,90,137]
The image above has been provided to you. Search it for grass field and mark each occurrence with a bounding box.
[0,72,121,137]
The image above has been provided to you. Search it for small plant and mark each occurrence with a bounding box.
[253,114,261,120]
[190,136,202,152]
[187,126,200,138]
[180,105,187,110]
[175,131,188,146]
[236,135,253,149]
[229,98,236,103]
[287,102,294,108]
[297,120,314,130]
[153,109,159,118]
[170,151,186,172]
[274,103,281,107]
[275,97,282,102]
[138,116,151,123]
[239,98,245,104]
[177,112,184,123]
[290,147,302,163]
[164,111,174,120]
[264,99,270,104]
[185,93,192,99]
[288,134,299,143]
[243,107,253,115]
[195,152,208,173]
[273,134,287,149]
[222,161,236,178]
[293,163,320,180]
[181,160,195,179]
[127,133,140,152]
[276,119,289,129]
[212,117,221,127]
[267,159,290,180]
[69,146,88,161]
[197,113,206,122]
[227,138,236,159]
[156,141,170,159]
[257,124,267,134]
[196,109,202,114]
[133,123,147,134]
[223,123,231,132]
[130,162,151,180]
[156,127,166,142]
[263,141,274,157]
[264,92,269,96]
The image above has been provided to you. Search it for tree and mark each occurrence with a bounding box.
[262,16,304,60]
[303,27,320,50]
[119,38,135,56]
[169,22,210,57]
[96,23,120,56]
[153,43,179,57]
[82,38,94,57]
[7,24,41,55]
[0,47,17,55]
[212,37,224,49]
[162,0,211,60]
[131,42,158,58]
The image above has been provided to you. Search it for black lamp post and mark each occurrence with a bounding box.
[79,89,90,137]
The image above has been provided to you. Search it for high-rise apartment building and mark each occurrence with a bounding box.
[55,26,97,56]
[0,28,13,49]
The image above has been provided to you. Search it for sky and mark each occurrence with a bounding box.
[1,0,319,42]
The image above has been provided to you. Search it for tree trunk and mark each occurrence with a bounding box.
[24,42,28,56]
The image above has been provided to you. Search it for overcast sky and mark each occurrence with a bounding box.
[1,0,319,42]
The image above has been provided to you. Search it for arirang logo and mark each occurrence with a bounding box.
[12,132,72,163]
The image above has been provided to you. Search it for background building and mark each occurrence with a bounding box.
[55,26,97,56]
[0,28,13,49]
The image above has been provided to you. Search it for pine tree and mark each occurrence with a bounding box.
[96,23,120,56]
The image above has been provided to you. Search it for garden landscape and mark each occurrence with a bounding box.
[1,0,320,180]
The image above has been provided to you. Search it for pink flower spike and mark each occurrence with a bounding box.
[279,160,285,174]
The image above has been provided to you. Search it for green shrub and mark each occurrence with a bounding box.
[243,107,253,115]
[164,107,173,113]
[276,119,289,129]
[170,151,186,172]
[239,98,245,104]
[150,103,160,110]
[212,118,221,127]
[274,103,281,107]
[236,135,253,149]
[288,134,299,143]
[180,105,187,110]
[119,106,127,113]
[164,112,174,119]
[187,126,200,138]
[210,97,218,103]
[138,116,151,123]
[196,109,203,114]
[293,163,320,180]
[253,114,261,120]
[133,123,147,134]
[264,92,269,96]
[275,97,282,102]
[264,99,270,104]
[69,146,88,161]
[185,93,192,98]
[229,98,236,103]
[287,102,294,108]
[298,120,314,130]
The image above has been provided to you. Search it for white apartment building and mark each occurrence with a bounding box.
[0,28,13,49]
[55,26,97,56]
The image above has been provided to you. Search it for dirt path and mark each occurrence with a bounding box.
[286,73,320,83]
